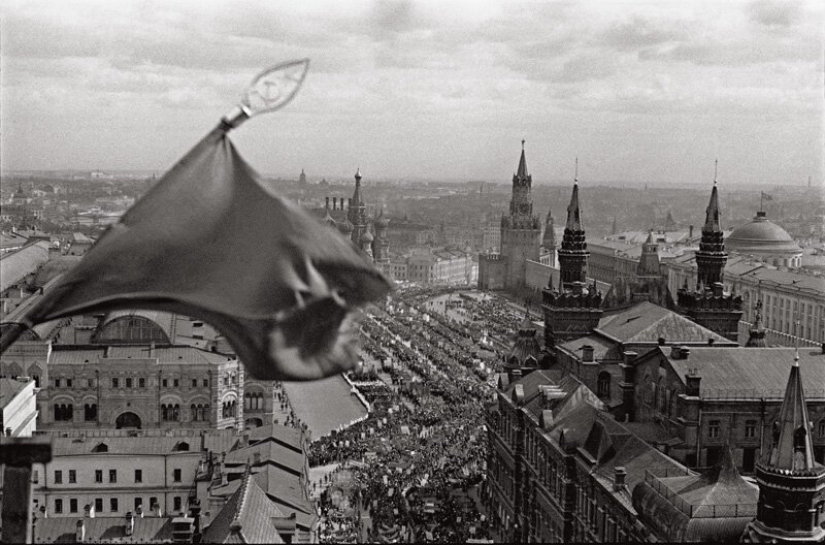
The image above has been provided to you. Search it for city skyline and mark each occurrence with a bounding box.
[1,0,823,187]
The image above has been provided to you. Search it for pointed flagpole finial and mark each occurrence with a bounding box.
[574,157,579,184]
[522,139,525,150]
[222,58,310,131]
[713,159,718,186]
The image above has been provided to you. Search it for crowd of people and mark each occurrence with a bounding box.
[308,288,525,543]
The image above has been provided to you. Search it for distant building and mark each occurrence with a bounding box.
[402,249,477,285]
[315,169,391,277]
[478,143,543,292]
[727,210,803,269]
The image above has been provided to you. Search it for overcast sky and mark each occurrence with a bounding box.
[1,0,822,186]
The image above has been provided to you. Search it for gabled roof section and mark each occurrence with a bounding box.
[596,301,729,344]
[202,469,285,544]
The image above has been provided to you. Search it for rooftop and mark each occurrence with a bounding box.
[49,345,236,365]
[595,301,731,345]
[660,346,825,400]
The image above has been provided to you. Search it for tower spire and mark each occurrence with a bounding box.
[765,351,816,471]
[516,140,529,180]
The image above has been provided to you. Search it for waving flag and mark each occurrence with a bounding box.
[2,127,390,380]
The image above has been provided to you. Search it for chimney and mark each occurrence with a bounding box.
[190,501,203,543]
[84,503,95,518]
[670,345,682,359]
[325,197,329,209]
[689,225,694,239]
[680,346,691,359]
[76,520,86,542]
[657,337,666,346]
[253,451,261,465]
[581,345,595,363]
[686,371,701,397]
[125,512,135,536]
[707,338,715,346]
[613,467,627,491]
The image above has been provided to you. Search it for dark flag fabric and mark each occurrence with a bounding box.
[761,191,773,201]
[15,127,391,380]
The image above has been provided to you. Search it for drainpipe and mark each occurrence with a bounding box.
[95,370,100,426]
[695,400,702,467]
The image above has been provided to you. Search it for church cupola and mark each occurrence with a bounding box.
[744,351,825,543]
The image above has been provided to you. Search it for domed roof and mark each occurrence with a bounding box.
[362,229,374,242]
[727,212,801,255]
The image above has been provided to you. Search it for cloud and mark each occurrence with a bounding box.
[747,0,802,27]
[601,16,686,51]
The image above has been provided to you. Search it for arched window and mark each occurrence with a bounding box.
[243,393,250,410]
[190,404,197,421]
[161,405,169,422]
[256,393,264,410]
[172,405,180,421]
[84,404,97,421]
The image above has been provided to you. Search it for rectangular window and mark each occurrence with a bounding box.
[68,470,76,484]
[745,420,757,439]
[110,498,118,512]
[192,379,198,388]
[135,469,142,483]
[135,497,143,511]
[173,469,182,482]
[126,378,132,388]
[70,498,78,513]
[203,379,209,387]
[112,378,119,388]
[162,379,168,387]
[33,470,39,484]
[150,497,158,511]
[173,496,182,512]
[55,379,61,388]
[109,469,117,483]
[708,420,721,439]
[66,379,73,388]
[95,470,103,483]
[95,498,103,513]
[54,470,63,484]
[139,378,145,388]
[55,499,63,514]
[173,379,179,388]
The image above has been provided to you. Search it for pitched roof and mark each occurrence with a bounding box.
[516,145,529,180]
[0,377,31,408]
[0,241,51,292]
[49,345,235,365]
[202,469,286,544]
[49,436,202,456]
[661,346,825,399]
[33,516,174,543]
[596,301,729,345]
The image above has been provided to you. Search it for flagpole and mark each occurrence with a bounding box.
[0,59,310,359]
